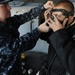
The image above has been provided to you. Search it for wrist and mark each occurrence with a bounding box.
[43,4,46,9]
[42,5,46,10]
[38,27,41,32]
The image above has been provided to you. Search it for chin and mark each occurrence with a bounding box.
[7,15,11,18]
[8,13,11,17]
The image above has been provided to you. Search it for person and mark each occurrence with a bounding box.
[0,0,54,75]
[39,0,75,75]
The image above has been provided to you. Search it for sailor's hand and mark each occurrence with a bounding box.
[38,19,50,33]
[43,1,54,9]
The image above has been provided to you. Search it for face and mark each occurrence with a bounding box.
[52,6,67,23]
[0,3,11,22]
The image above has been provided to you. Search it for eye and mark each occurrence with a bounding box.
[55,14,58,17]
[55,14,61,17]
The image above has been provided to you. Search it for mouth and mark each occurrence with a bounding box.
[8,11,11,16]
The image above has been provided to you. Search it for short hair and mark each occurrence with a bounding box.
[55,0,74,12]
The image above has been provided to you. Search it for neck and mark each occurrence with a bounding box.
[0,19,6,23]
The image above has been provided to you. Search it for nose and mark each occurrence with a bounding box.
[7,4,12,10]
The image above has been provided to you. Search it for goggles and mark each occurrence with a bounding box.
[50,9,74,18]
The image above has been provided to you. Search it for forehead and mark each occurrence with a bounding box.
[53,5,66,10]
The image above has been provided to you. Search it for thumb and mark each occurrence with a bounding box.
[63,18,68,27]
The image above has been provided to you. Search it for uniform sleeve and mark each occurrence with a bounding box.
[49,29,75,75]
[9,5,45,28]
[0,28,40,75]
[19,28,40,51]
[0,28,40,54]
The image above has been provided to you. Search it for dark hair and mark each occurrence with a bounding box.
[55,0,74,13]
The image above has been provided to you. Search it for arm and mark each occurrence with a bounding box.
[39,8,53,43]
[6,5,45,29]
[11,5,45,25]
[11,28,40,52]
[0,19,50,53]
[7,1,54,28]
[0,28,40,53]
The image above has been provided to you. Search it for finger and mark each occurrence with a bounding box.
[45,11,48,14]
[49,1,54,7]
[48,17,55,24]
[47,8,52,13]
[63,18,68,27]
[48,1,54,9]
[45,18,50,23]
[52,14,58,22]
[47,21,52,28]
